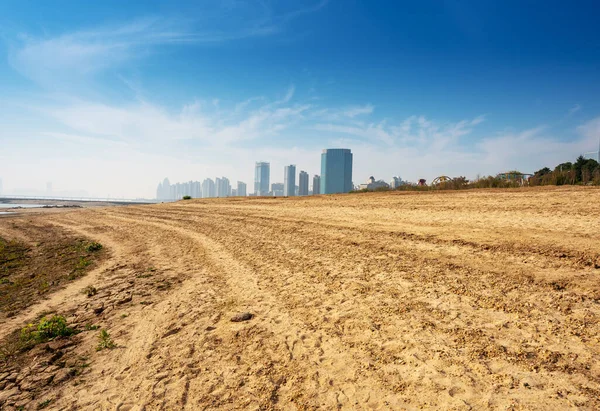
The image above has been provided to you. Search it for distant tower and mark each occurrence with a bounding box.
[160,178,171,200]
[312,175,320,195]
[156,182,163,200]
[254,162,270,196]
[216,177,231,197]
[298,171,309,196]
[321,149,353,194]
[46,182,53,194]
[390,176,403,189]
[237,181,247,197]
[283,165,296,196]
[0,178,3,195]
[202,178,215,198]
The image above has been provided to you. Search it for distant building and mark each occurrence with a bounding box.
[298,171,309,196]
[237,181,247,197]
[271,183,284,196]
[321,149,353,194]
[283,165,296,196]
[202,178,215,198]
[254,162,270,196]
[231,188,237,197]
[390,176,403,189]
[359,176,389,190]
[216,177,231,197]
[312,175,320,195]
[0,178,3,194]
[192,181,202,198]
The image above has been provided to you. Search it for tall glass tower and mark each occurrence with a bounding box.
[320,149,353,194]
[254,162,270,196]
[283,165,296,196]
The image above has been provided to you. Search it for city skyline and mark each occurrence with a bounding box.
[154,147,347,199]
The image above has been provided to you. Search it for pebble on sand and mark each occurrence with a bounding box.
[230,312,253,322]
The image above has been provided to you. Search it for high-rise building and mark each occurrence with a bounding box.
[298,171,309,196]
[390,176,403,189]
[254,162,270,196]
[216,177,231,197]
[320,149,353,194]
[283,165,296,196]
[237,181,247,197]
[156,178,172,200]
[312,175,320,195]
[271,183,284,196]
[202,178,215,198]
[0,178,3,194]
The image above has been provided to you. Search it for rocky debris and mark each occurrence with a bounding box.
[116,292,133,305]
[0,387,19,403]
[161,327,181,339]
[53,368,74,384]
[230,312,253,322]
[93,303,105,315]
[19,371,54,391]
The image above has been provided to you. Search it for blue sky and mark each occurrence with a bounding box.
[1,0,599,197]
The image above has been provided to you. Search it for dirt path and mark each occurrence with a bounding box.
[0,187,599,409]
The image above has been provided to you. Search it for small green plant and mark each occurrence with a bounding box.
[20,315,74,345]
[182,195,192,200]
[86,242,103,252]
[76,256,91,270]
[84,324,100,331]
[96,329,116,351]
[37,399,52,409]
[83,285,97,297]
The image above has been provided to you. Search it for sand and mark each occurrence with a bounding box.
[0,186,599,410]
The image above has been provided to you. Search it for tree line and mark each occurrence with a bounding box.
[351,155,600,193]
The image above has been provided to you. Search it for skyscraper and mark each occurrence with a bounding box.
[298,171,309,196]
[216,177,231,197]
[202,178,215,198]
[312,175,320,195]
[157,178,171,200]
[237,181,247,197]
[320,149,353,194]
[254,162,270,196]
[283,165,296,196]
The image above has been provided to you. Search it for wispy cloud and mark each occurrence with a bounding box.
[568,104,582,116]
[8,2,330,88]
[32,86,311,147]
[313,104,375,121]
[314,114,484,147]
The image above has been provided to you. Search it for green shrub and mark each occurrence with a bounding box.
[96,329,116,351]
[21,315,75,345]
[182,195,192,200]
[83,285,97,297]
[86,242,103,252]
